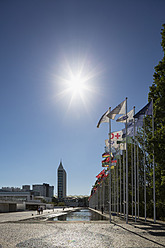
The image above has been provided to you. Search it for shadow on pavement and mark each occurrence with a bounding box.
[113,220,165,248]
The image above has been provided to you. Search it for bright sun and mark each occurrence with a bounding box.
[67,73,85,94]
[55,54,101,111]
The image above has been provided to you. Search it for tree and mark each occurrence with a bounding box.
[147,24,165,220]
[148,24,165,165]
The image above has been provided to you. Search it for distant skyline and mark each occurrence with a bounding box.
[0,0,165,195]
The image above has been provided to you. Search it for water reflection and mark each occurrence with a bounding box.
[52,209,107,221]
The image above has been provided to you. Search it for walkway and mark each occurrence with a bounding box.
[0,207,74,223]
[0,208,165,247]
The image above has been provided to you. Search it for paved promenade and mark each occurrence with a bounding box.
[0,208,67,223]
[0,208,165,248]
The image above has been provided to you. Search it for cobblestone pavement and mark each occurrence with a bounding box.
[0,209,165,248]
[0,221,165,248]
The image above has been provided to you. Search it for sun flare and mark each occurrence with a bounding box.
[68,74,84,92]
[55,54,102,112]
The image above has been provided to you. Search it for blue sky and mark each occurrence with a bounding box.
[0,0,165,196]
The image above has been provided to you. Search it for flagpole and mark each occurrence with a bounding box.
[117,159,119,216]
[126,97,128,224]
[120,151,122,217]
[152,99,156,223]
[137,144,139,220]
[100,184,101,211]
[133,106,137,222]
[94,191,96,209]
[103,179,105,210]
[131,141,133,219]
[123,150,125,219]
[108,107,112,223]
[144,118,146,222]
[114,166,116,213]
[97,186,99,210]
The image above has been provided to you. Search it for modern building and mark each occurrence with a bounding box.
[57,161,67,200]
[0,183,54,212]
[32,183,54,202]
[0,191,34,202]
[22,185,31,191]
[0,187,43,212]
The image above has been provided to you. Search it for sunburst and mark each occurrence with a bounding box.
[55,54,101,111]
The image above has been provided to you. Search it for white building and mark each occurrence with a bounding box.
[0,190,44,212]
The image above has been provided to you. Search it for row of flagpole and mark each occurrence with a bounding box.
[90,97,156,224]
[88,146,151,222]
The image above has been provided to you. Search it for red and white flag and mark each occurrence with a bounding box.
[105,130,125,149]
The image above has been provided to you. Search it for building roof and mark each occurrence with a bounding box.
[58,161,64,170]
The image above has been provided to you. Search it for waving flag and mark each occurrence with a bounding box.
[111,130,123,141]
[104,169,109,177]
[96,169,105,178]
[102,164,115,169]
[102,152,109,158]
[102,157,110,167]
[97,108,110,128]
[116,108,134,123]
[134,101,152,118]
[108,130,124,149]
[107,99,126,119]
[122,114,144,138]
[102,164,109,168]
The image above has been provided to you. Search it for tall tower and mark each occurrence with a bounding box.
[57,161,67,200]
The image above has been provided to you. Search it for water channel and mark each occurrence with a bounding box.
[49,208,108,221]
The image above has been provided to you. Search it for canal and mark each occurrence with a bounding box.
[49,208,108,221]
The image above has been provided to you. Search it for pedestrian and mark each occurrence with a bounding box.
[38,207,41,215]
[40,207,43,214]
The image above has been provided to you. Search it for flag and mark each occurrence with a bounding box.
[117,139,126,144]
[105,138,121,151]
[111,130,123,141]
[116,108,134,123]
[102,157,110,163]
[102,152,112,158]
[102,156,117,167]
[122,115,144,138]
[136,114,144,128]
[105,140,116,153]
[96,169,105,178]
[105,139,109,151]
[111,159,117,163]
[102,164,115,169]
[102,163,109,167]
[106,133,124,149]
[122,122,134,138]
[134,101,152,119]
[107,99,126,119]
[120,142,126,151]
[122,122,133,138]
[110,130,123,149]
[97,109,110,128]
[104,169,109,177]
[102,157,110,167]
